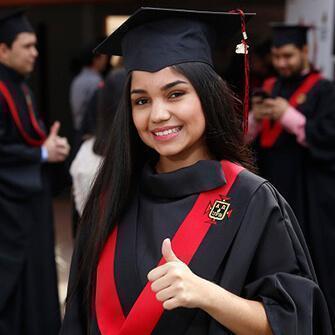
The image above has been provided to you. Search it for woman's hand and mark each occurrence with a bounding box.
[147,238,205,310]
[147,238,272,335]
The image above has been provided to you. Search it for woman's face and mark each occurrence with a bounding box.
[131,66,209,169]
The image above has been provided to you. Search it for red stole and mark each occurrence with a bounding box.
[95,160,244,335]
[0,81,46,147]
[260,72,322,148]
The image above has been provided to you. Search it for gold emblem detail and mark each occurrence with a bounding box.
[296,93,307,105]
[208,200,230,221]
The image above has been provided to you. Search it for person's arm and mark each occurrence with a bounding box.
[43,121,70,163]
[0,102,69,164]
[245,112,262,144]
[0,141,42,165]
[243,183,332,335]
[263,81,335,156]
[148,182,333,335]
[304,80,335,162]
[0,100,42,165]
[261,97,308,145]
[245,96,268,143]
[279,105,307,145]
[197,278,271,335]
[148,239,272,335]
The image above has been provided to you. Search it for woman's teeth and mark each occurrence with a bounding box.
[154,127,181,136]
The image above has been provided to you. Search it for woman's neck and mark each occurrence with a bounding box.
[156,144,213,173]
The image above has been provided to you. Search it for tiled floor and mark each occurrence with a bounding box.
[53,192,74,317]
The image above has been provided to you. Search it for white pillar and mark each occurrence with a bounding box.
[285,0,335,79]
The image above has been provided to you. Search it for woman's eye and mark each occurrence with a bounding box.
[169,91,184,99]
[135,98,148,106]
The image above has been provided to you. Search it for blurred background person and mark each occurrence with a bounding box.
[79,57,124,139]
[68,42,109,235]
[250,39,275,90]
[0,9,70,335]
[247,24,335,326]
[69,40,109,157]
[70,66,126,217]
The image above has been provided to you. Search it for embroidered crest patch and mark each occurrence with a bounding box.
[208,199,230,221]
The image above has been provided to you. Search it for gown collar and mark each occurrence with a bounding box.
[0,62,25,83]
[140,159,226,199]
[278,69,318,85]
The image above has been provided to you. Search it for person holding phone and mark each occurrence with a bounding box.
[248,24,335,328]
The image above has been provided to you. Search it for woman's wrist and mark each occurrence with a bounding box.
[191,277,272,335]
[193,276,226,311]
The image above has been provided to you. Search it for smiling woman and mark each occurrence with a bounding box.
[131,67,209,172]
[61,7,333,335]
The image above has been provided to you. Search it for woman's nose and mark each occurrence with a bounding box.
[150,100,171,123]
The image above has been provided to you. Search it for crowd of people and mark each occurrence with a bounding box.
[0,5,334,335]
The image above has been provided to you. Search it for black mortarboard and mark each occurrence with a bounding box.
[95,7,254,73]
[0,9,34,45]
[271,24,309,48]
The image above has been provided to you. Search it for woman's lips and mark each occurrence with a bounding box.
[151,126,182,141]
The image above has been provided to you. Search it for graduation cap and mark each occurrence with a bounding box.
[271,24,309,48]
[95,7,254,132]
[0,8,34,45]
[95,7,254,72]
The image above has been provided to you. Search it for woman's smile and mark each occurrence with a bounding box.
[131,67,210,171]
[151,126,183,141]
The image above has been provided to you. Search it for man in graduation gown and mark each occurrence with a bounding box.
[247,24,335,326]
[0,9,70,335]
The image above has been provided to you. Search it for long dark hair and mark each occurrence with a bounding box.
[67,62,255,331]
[93,67,127,155]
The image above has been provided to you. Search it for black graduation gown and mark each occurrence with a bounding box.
[61,160,333,334]
[255,72,335,323]
[0,63,60,334]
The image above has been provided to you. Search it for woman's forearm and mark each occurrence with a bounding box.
[196,278,273,335]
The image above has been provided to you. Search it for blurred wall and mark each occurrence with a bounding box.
[286,0,335,79]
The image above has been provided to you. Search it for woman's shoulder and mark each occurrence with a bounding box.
[232,166,291,213]
[233,166,268,197]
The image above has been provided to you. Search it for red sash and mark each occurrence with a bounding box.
[0,81,46,147]
[95,160,244,335]
[260,72,322,148]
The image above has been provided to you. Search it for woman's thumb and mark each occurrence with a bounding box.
[162,238,179,263]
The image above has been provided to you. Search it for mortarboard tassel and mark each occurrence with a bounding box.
[230,9,250,134]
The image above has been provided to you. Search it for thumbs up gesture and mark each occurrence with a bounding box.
[162,238,179,263]
[43,121,70,162]
[49,121,61,137]
[147,238,204,310]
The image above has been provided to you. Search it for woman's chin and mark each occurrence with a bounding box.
[156,149,183,159]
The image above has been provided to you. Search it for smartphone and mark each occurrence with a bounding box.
[252,89,270,100]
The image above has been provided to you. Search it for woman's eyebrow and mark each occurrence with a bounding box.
[130,80,188,95]
[161,80,188,91]
[130,88,147,95]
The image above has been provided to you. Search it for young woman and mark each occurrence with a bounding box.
[60,7,333,335]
